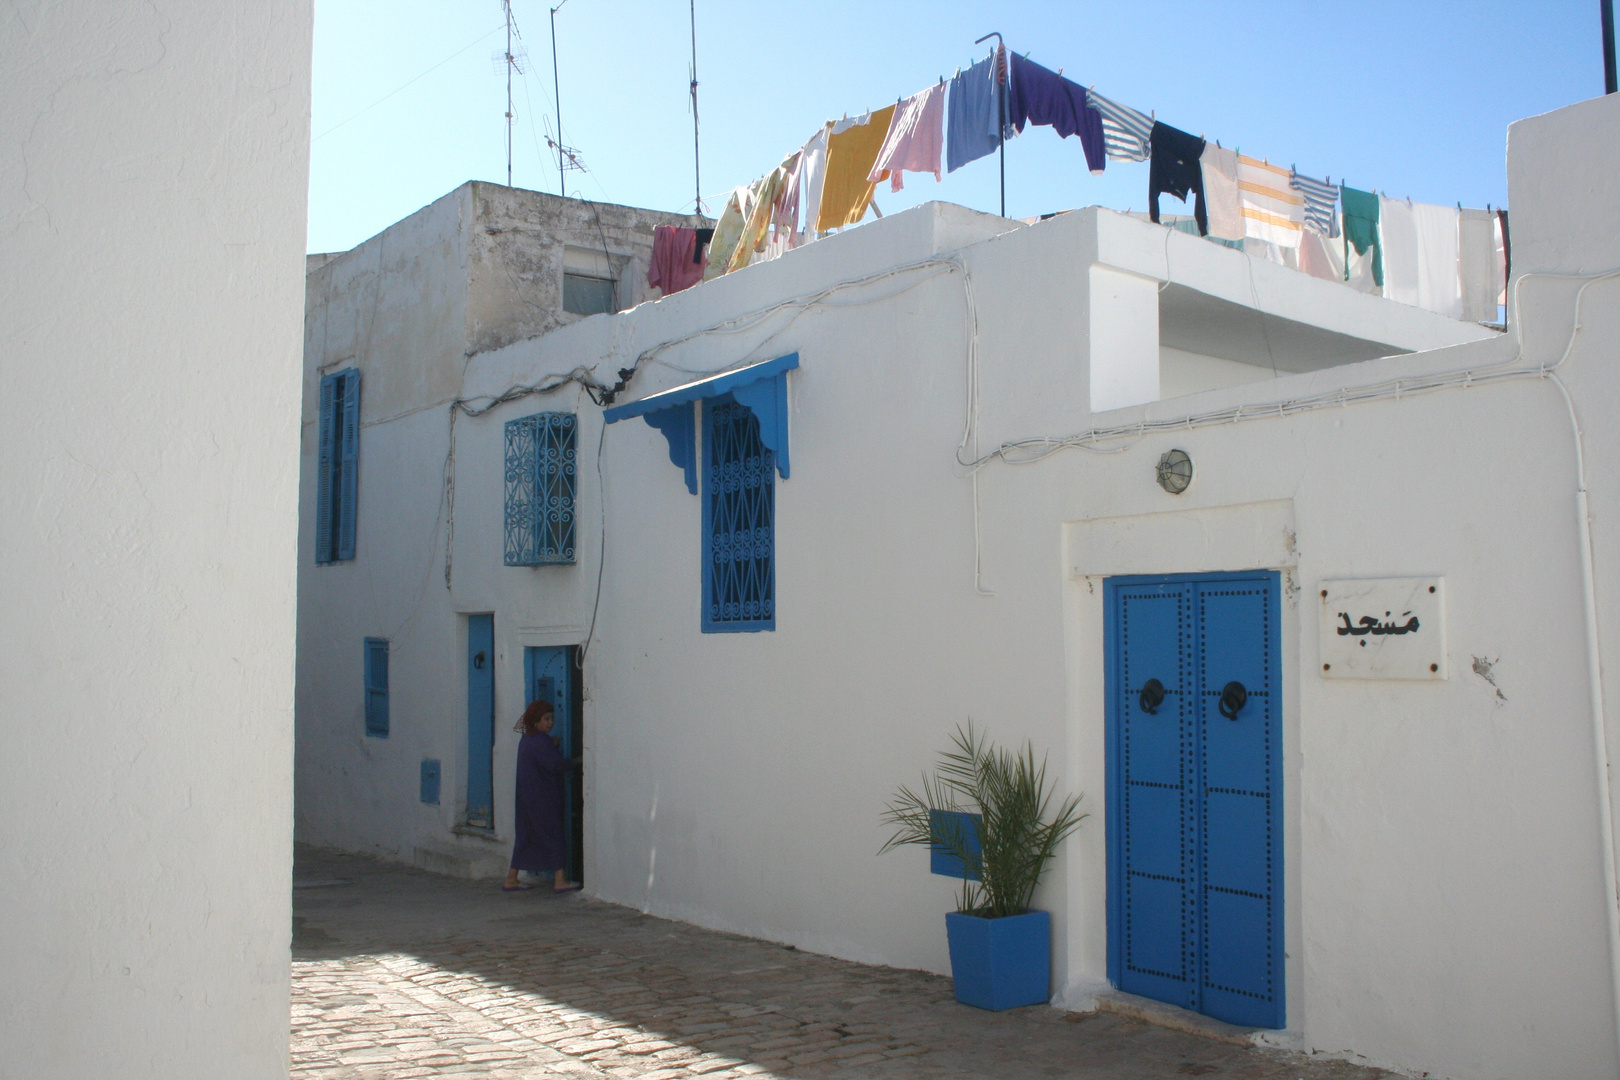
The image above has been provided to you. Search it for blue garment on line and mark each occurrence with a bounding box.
[1005,53,1107,174]
[946,56,1002,173]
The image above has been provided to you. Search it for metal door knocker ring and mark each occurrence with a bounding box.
[1139,678,1166,715]
[473,651,487,670]
[1218,681,1247,720]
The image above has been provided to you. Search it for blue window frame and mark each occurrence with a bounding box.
[603,353,796,634]
[316,368,360,564]
[363,636,389,738]
[702,396,774,632]
[504,411,577,565]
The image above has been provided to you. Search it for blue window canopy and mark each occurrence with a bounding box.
[604,352,797,494]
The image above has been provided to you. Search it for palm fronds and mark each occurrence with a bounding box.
[880,722,1086,919]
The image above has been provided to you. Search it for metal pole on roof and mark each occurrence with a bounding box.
[974,32,1005,218]
[550,0,570,195]
[690,0,704,213]
[1604,0,1618,94]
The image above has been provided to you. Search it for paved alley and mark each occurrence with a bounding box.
[290,846,1392,1080]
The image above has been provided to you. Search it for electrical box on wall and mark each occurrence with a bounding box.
[1319,577,1447,679]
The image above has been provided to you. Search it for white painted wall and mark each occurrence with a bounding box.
[297,95,1620,1080]
[0,4,311,1079]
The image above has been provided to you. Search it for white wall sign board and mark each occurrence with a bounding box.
[1320,577,1446,679]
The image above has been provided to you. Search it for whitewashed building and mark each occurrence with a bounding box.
[296,93,1620,1079]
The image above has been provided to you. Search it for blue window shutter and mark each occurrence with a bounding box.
[364,637,389,737]
[336,370,360,561]
[702,396,774,632]
[420,759,441,804]
[315,373,337,564]
[504,412,577,565]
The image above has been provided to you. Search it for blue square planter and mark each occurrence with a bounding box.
[945,909,1051,1010]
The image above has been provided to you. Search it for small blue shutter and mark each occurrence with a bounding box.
[701,396,775,632]
[315,374,337,564]
[929,809,983,881]
[420,759,441,804]
[364,637,389,737]
[504,413,577,565]
[337,370,360,561]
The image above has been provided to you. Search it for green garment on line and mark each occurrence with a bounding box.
[1339,184,1383,287]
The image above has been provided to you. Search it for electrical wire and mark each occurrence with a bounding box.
[312,25,506,143]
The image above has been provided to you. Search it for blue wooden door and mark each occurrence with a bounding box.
[1106,572,1283,1029]
[466,614,495,829]
[524,645,581,883]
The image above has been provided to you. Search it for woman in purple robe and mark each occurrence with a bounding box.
[503,699,580,893]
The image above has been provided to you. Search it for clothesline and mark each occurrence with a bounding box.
[648,44,1507,324]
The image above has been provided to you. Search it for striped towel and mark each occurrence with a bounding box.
[1238,155,1304,247]
[1289,169,1340,238]
[1085,89,1152,162]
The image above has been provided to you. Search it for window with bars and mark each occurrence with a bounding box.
[702,397,774,632]
[504,411,578,565]
[316,368,360,564]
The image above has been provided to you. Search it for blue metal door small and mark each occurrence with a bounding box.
[524,645,582,884]
[1106,571,1283,1029]
[466,614,495,829]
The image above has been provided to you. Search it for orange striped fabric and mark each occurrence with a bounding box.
[1237,155,1304,247]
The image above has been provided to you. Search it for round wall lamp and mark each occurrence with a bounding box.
[1156,449,1194,494]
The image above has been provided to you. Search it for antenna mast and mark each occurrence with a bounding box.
[495,2,529,186]
[689,0,703,213]
[504,1,515,185]
[551,0,571,195]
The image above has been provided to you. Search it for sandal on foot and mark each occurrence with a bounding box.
[502,883,533,892]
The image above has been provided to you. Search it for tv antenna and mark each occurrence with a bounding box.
[550,0,576,195]
[689,0,703,213]
[494,1,528,186]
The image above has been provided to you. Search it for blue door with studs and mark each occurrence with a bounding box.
[1105,571,1283,1029]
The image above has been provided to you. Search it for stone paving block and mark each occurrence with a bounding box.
[291,845,1389,1080]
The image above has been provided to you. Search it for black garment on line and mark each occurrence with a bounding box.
[1148,121,1208,236]
[693,227,715,264]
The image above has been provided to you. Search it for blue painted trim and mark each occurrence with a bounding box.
[642,404,697,494]
[730,373,790,480]
[603,352,798,422]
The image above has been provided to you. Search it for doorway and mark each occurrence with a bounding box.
[524,644,583,885]
[465,614,495,829]
[1104,571,1283,1029]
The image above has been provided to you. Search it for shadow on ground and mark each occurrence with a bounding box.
[290,844,1392,1080]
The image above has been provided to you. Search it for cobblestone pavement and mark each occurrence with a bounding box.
[291,846,1392,1080]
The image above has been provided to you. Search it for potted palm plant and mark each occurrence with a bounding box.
[881,723,1085,1010]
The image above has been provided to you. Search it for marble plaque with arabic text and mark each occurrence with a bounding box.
[1319,577,1447,680]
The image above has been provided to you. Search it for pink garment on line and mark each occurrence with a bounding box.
[647,225,705,296]
[868,82,946,193]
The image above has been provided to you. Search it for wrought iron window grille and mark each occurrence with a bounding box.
[504,411,578,565]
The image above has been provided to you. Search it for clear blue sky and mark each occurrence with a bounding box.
[308,0,1607,254]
